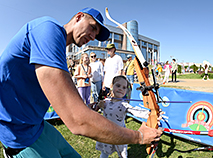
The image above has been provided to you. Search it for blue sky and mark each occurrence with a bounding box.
[0,0,212,64]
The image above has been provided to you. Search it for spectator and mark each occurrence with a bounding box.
[74,53,92,105]
[125,55,135,86]
[67,57,75,76]
[102,43,123,94]
[171,59,178,82]
[89,52,104,102]
[163,61,172,84]
[156,63,163,80]
[203,64,210,80]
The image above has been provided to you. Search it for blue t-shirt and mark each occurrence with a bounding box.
[0,16,68,148]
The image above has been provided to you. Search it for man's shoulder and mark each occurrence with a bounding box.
[29,16,63,31]
[31,16,60,24]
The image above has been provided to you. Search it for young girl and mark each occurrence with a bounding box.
[74,53,92,105]
[163,61,172,84]
[95,75,149,158]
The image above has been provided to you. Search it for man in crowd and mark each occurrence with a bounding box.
[171,58,178,82]
[0,7,162,158]
[125,54,135,86]
[102,43,123,92]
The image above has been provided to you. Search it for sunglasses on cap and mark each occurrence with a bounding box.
[91,55,96,58]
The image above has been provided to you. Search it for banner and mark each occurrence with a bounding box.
[129,83,213,146]
[44,105,59,120]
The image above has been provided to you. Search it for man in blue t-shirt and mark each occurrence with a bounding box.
[0,7,162,158]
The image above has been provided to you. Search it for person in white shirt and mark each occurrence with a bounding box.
[102,43,123,94]
[171,59,178,82]
[89,52,104,102]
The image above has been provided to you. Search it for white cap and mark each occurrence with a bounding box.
[127,55,132,59]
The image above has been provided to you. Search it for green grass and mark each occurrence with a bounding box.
[1,117,212,158]
[172,72,213,79]
[175,73,202,79]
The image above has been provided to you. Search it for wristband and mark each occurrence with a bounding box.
[138,130,143,144]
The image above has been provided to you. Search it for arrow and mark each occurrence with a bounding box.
[159,127,213,137]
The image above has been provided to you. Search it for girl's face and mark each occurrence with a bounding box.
[83,55,89,64]
[112,78,127,98]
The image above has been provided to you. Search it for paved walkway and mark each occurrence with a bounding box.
[157,79,213,93]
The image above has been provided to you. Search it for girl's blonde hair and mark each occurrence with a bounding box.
[80,53,89,64]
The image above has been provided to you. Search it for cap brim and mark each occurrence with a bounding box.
[93,17,110,41]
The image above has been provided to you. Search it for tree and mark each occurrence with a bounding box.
[190,64,198,73]
[177,65,182,74]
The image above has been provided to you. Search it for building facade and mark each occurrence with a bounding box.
[66,20,160,64]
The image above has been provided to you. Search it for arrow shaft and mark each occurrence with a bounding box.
[159,127,212,136]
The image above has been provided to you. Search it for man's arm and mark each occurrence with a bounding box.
[35,65,162,145]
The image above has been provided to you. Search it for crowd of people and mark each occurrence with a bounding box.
[155,59,178,84]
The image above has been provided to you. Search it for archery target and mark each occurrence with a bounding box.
[187,101,213,127]
[161,96,170,107]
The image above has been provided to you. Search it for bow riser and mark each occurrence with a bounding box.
[134,57,159,154]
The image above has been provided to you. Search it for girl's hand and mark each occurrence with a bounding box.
[97,100,105,109]
[87,74,92,78]
[82,75,87,79]
[88,102,100,111]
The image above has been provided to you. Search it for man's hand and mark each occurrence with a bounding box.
[138,122,162,144]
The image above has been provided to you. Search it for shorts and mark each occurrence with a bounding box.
[10,121,81,158]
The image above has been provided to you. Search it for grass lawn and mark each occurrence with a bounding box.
[176,73,202,79]
[1,117,212,158]
[170,72,213,79]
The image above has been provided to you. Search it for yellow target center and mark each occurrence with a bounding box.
[197,112,205,121]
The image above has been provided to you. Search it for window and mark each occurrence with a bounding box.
[114,33,122,40]
[142,48,147,60]
[148,44,152,49]
[87,39,99,47]
[142,41,147,47]
[114,42,122,49]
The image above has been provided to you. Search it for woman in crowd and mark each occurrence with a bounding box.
[74,53,92,105]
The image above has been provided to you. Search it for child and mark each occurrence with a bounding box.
[156,63,163,80]
[74,53,92,105]
[95,75,149,158]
